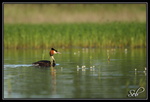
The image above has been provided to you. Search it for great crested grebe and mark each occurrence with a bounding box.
[32,48,60,67]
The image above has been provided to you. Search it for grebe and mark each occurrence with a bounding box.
[32,48,60,67]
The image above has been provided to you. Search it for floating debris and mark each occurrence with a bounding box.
[144,67,147,76]
[82,65,86,69]
[111,48,116,52]
[107,50,110,61]
[124,48,128,54]
[143,71,146,76]
[135,69,137,75]
[82,69,85,71]
[89,66,95,71]
[82,66,86,71]
[76,65,96,72]
[90,66,93,71]
[90,69,93,71]
[77,65,80,71]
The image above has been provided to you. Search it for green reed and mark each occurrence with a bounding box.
[4,22,146,49]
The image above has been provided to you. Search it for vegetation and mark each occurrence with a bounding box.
[4,22,146,49]
[4,4,146,49]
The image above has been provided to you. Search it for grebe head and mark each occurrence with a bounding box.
[50,48,57,56]
[50,48,61,56]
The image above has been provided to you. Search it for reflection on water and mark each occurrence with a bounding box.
[3,48,147,99]
[50,66,57,97]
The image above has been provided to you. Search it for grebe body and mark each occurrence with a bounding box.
[32,60,55,67]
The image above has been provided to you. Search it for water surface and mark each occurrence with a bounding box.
[3,48,147,99]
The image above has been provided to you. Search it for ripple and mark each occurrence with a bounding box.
[4,64,32,68]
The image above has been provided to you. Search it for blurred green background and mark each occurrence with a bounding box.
[4,3,147,49]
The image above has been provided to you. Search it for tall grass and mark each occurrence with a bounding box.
[4,22,146,49]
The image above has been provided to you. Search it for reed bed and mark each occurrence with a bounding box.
[4,22,146,49]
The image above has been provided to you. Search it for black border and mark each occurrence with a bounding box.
[2,2,148,100]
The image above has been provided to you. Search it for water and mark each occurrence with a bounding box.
[3,48,147,99]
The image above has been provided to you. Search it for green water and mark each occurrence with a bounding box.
[3,48,147,99]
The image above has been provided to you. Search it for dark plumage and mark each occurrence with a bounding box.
[32,60,55,67]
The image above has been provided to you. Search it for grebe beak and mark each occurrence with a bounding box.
[56,51,61,54]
